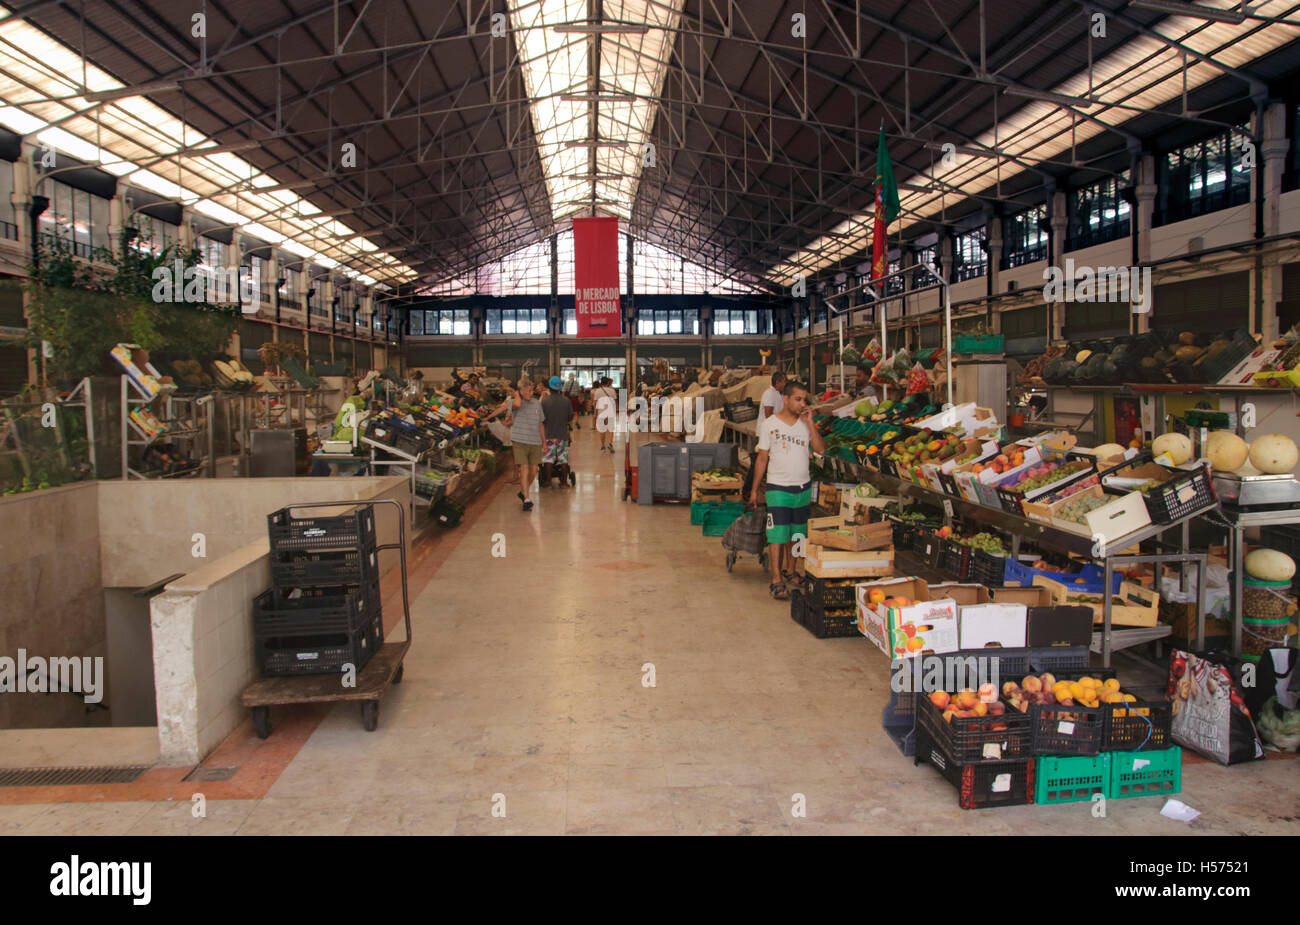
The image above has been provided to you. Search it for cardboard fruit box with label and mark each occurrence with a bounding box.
[854,577,960,658]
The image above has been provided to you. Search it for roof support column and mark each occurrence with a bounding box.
[1259,102,1289,342]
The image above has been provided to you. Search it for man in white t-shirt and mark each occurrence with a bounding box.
[749,379,825,600]
[759,371,787,419]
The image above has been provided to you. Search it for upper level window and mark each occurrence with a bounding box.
[1001,205,1048,269]
[636,308,700,335]
[712,309,772,335]
[37,178,110,258]
[1068,172,1131,250]
[911,246,937,289]
[485,308,547,334]
[1157,125,1251,226]
[954,228,987,282]
[883,257,904,296]
[410,309,471,335]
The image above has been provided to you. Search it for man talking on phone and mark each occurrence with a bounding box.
[748,378,825,600]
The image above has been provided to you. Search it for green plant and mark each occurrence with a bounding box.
[21,227,238,382]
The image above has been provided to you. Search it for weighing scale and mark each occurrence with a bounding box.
[1212,472,1300,509]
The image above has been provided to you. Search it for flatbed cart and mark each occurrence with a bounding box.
[240,498,412,736]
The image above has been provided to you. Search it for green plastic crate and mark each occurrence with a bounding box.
[690,499,741,525]
[1108,746,1181,799]
[701,504,745,536]
[1035,753,1110,805]
[954,333,1005,355]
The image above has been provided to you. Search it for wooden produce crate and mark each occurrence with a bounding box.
[806,516,892,552]
[691,472,743,493]
[690,487,743,502]
[803,543,894,578]
[1035,576,1160,627]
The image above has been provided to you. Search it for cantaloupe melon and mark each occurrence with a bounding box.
[1205,431,1249,472]
[1152,432,1193,465]
[1093,443,1126,460]
[1248,434,1299,475]
[1245,548,1296,583]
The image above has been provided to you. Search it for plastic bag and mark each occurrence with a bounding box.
[1256,696,1300,750]
[862,337,883,363]
[872,357,898,383]
[905,362,931,396]
[1168,649,1264,765]
[891,348,912,377]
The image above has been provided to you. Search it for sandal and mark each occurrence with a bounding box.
[782,571,807,591]
[769,582,790,600]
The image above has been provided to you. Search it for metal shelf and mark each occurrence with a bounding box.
[833,458,1213,666]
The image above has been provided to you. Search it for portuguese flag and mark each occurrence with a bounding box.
[871,128,901,282]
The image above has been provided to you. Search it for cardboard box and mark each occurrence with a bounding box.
[807,516,892,551]
[804,543,894,578]
[840,485,891,524]
[928,583,992,606]
[989,586,1053,608]
[1083,489,1151,546]
[1025,603,1094,647]
[889,598,960,658]
[855,577,930,654]
[960,603,1028,650]
[1035,576,1160,628]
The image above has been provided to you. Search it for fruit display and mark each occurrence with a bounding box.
[929,686,1008,723]
[1244,548,1296,583]
[694,466,740,483]
[1205,430,1249,472]
[1003,674,1136,711]
[954,532,1006,554]
[1005,458,1090,494]
[1019,344,1065,385]
[970,449,1025,476]
[1152,432,1193,465]
[884,429,965,467]
[1057,493,1111,524]
[1248,433,1298,475]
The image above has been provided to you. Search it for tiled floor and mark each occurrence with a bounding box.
[6,422,1300,835]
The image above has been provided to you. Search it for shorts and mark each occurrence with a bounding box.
[512,442,543,466]
[542,438,569,464]
[568,395,583,414]
[764,482,812,544]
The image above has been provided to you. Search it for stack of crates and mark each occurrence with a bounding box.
[793,576,859,638]
[255,506,384,676]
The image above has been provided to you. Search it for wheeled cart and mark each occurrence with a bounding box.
[240,498,412,735]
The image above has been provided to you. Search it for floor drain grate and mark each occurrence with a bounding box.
[182,766,238,782]
[0,766,150,787]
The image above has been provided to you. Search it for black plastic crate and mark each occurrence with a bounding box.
[970,548,1009,587]
[256,609,383,676]
[1026,701,1104,756]
[254,582,380,636]
[962,646,1030,680]
[363,418,398,446]
[1190,328,1258,384]
[798,596,859,638]
[267,506,377,554]
[1029,645,1092,674]
[723,398,758,423]
[916,693,1034,763]
[1142,463,1216,524]
[804,576,857,609]
[271,547,379,589]
[940,538,971,580]
[431,497,465,527]
[913,724,1035,809]
[1101,698,1173,752]
[393,430,431,457]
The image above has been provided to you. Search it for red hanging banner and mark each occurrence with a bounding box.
[572,216,622,338]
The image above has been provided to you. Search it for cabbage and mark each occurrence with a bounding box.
[1257,697,1300,751]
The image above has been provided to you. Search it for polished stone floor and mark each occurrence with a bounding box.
[5,423,1299,835]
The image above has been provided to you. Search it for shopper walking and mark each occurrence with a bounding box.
[760,371,787,419]
[591,376,618,454]
[500,378,545,511]
[540,375,577,488]
[563,373,583,429]
[748,378,825,599]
